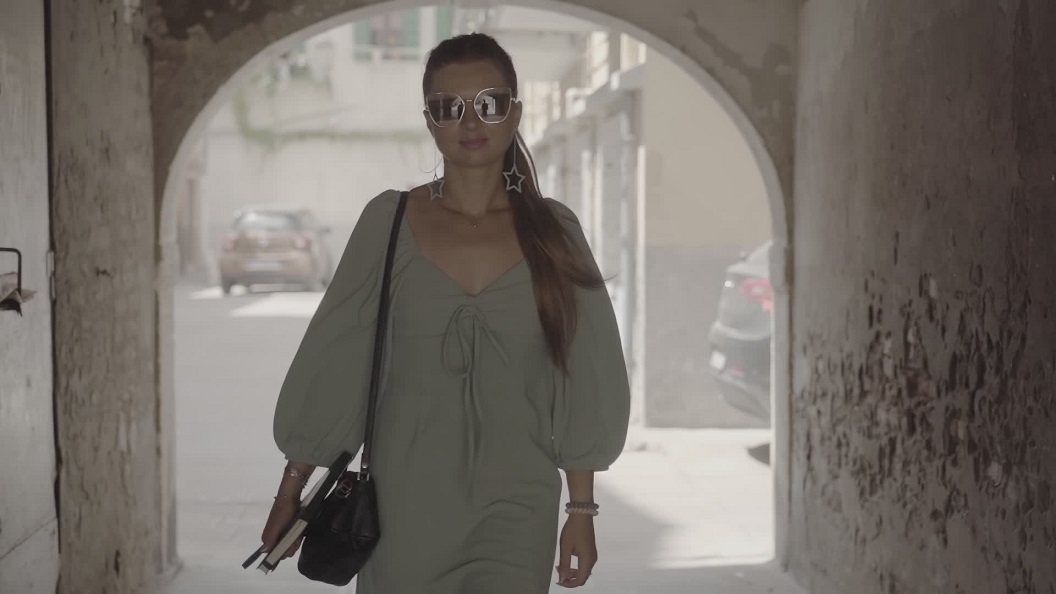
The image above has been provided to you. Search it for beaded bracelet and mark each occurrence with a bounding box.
[564,501,600,516]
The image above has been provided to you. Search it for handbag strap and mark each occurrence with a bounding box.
[359,191,408,477]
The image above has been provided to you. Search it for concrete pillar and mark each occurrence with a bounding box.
[49,1,161,592]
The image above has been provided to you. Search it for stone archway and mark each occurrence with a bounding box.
[148,0,798,572]
[151,0,796,222]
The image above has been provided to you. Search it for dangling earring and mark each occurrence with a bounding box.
[503,141,527,193]
[429,175,445,201]
[428,151,444,201]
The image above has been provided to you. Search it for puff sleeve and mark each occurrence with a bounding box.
[272,190,399,466]
[548,199,632,471]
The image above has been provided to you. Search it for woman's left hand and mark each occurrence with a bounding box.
[556,515,597,588]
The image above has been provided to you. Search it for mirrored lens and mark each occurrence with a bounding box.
[426,93,465,125]
[426,88,515,126]
[474,89,512,123]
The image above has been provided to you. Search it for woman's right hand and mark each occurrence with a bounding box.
[261,498,302,559]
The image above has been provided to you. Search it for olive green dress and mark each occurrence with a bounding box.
[273,189,630,594]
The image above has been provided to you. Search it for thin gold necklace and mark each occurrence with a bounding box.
[441,205,484,228]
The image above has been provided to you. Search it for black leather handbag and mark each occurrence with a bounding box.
[296,191,408,586]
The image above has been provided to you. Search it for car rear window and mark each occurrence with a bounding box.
[235,212,300,231]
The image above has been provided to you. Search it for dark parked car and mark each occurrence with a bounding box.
[218,206,333,295]
[708,241,772,422]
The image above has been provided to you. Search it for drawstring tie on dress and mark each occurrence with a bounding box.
[441,304,508,482]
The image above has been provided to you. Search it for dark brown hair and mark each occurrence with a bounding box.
[423,33,605,372]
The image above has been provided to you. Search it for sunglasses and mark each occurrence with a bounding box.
[424,87,518,127]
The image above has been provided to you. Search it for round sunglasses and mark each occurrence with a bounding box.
[424,87,518,127]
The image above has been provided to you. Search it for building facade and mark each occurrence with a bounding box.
[520,28,772,426]
[184,8,458,280]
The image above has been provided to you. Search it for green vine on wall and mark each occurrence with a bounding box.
[231,89,427,150]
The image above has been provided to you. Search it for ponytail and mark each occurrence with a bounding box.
[423,32,605,371]
[505,132,605,372]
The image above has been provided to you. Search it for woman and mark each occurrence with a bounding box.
[261,32,630,593]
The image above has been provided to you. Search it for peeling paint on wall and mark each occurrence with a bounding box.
[793,0,1056,592]
[124,0,144,25]
[679,9,793,126]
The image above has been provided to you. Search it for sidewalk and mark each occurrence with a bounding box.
[153,427,806,594]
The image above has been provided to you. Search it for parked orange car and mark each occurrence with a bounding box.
[218,206,334,295]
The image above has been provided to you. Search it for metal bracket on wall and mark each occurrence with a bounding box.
[0,247,33,316]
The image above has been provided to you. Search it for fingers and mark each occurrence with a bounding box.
[558,565,590,587]
[261,518,281,546]
[259,530,278,553]
[261,500,299,557]
[556,553,595,588]
[556,544,574,586]
[573,553,596,587]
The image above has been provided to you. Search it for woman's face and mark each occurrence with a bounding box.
[424,59,521,169]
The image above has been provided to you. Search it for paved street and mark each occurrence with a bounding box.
[153,283,805,594]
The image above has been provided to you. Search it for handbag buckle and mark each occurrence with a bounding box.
[334,475,353,498]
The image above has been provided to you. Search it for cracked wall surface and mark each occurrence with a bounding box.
[0,1,59,592]
[792,1,1056,592]
[50,1,161,593]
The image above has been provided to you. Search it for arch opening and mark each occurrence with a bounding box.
[155,0,795,588]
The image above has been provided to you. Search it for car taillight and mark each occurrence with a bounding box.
[740,278,773,312]
[293,236,311,250]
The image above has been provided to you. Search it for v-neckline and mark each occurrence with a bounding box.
[402,217,527,298]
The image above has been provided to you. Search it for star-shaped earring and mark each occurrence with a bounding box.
[503,161,526,193]
[429,177,445,201]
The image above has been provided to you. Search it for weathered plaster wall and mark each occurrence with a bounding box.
[792,1,1056,592]
[0,1,59,592]
[50,1,161,592]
